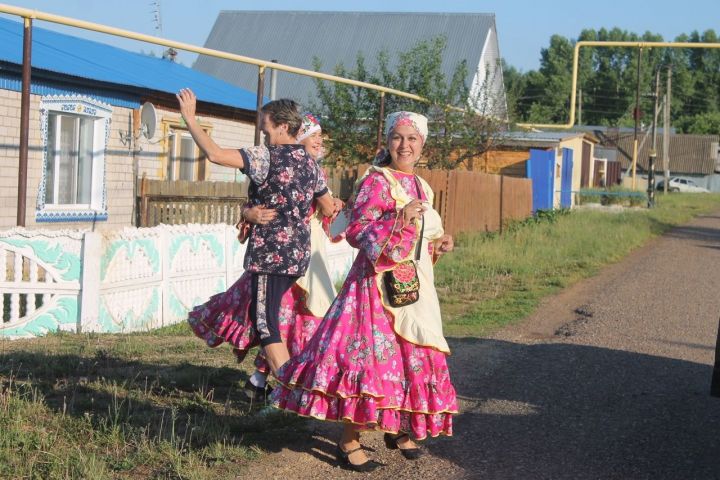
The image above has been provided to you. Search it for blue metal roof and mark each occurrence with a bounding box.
[0,16,257,111]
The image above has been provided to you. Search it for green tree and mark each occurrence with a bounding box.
[311,36,508,168]
[676,111,720,134]
[506,27,720,132]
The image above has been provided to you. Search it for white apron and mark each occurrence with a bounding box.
[372,167,450,353]
[295,215,337,317]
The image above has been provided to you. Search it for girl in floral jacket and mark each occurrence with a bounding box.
[187,113,342,401]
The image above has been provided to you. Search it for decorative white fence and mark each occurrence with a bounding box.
[1,225,356,339]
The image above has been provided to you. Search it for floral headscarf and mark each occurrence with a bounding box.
[296,112,322,142]
[383,111,428,144]
[374,111,429,165]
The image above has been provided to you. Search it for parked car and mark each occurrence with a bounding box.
[655,177,709,193]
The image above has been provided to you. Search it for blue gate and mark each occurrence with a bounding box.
[560,147,574,208]
[527,149,555,212]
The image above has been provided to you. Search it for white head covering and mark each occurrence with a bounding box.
[383,111,428,144]
[296,112,322,142]
[373,111,429,165]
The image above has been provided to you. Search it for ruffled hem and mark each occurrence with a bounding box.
[273,350,458,424]
[271,383,454,440]
[187,274,257,350]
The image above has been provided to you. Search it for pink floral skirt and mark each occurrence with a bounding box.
[271,258,457,440]
[187,272,323,372]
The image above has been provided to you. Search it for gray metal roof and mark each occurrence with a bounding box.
[594,146,618,163]
[193,11,500,106]
[497,131,588,147]
[607,132,719,175]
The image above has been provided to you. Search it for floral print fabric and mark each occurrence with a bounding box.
[188,192,331,373]
[271,169,457,440]
[187,272,323,371]
[240,144,328,276]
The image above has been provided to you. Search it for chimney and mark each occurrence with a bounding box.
[162,47,178,62]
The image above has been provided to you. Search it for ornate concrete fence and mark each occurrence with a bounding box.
[1,225,356,339]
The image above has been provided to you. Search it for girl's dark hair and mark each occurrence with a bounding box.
[261,99,302,136]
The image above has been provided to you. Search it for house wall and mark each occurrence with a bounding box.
[139,107,254,183]
[557,137,595,203]
[0,88,254,231]
[470,26,507,119]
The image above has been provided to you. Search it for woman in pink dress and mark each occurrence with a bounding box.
[271,111,457,472]
[188,113,341,401]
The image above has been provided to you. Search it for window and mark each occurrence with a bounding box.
[45,113,95,205]
[166,127,206,181]
[37,96,111,222]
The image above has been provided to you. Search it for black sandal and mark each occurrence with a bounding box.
[336,444,381,472]
[383,432,424,460]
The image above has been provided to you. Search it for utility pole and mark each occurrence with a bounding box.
[17,17,31,227]
[662,65,672,194]
[270,59,278,100]
[631,48,642,189]
[647,69,661,208]
[578,88,583,126]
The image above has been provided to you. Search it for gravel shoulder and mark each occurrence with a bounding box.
[243,212,720,480]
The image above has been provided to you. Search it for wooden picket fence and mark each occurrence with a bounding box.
[138,168,532,235]
[323,165,533,236]
[138,177,248,227]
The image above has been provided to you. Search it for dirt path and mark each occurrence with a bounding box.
[244,212,720,479]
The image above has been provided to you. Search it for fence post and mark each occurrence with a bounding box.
[499,175,504,234]
[225,224,235,290]
[79,231,101,333]
[375,92,386,153]
[160,226,170,327]
[139,174,149,227]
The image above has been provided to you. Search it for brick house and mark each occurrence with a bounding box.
[0,16,257,231]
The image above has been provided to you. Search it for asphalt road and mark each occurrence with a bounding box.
[245,211,720,480]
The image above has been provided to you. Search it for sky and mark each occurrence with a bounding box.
[1,0,718,72]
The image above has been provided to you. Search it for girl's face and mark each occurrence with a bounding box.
[300,130,323,160]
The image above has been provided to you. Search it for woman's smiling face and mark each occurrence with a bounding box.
[388,125,423,173]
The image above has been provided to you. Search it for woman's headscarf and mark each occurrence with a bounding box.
[383,111,428,144]
[296,112,322,142]
[374,111,429,165]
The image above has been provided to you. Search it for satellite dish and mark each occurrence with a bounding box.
[140,102,157,140]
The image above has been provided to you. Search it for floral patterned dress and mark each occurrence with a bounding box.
[187,149,334,371]
[270,167,457,440]
[186,219,331,372]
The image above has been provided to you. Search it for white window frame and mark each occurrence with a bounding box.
[162,120,210,182]
[37,96,112,223]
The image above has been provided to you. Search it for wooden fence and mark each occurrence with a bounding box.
[138,177,248,227]
[323,165,533,236]
[137,168,532,235]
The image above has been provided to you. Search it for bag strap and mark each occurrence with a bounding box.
[414,176,425,261]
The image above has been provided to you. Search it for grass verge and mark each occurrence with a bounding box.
[435,193,720,336]
[1,193,717,477]
[0,329,304,479]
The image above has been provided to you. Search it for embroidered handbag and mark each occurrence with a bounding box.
[384,182,425,307]
[383,258,420,307]
[236,219,251,244]
[235,202,252,244]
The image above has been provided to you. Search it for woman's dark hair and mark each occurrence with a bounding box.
[375,151,392,167]
[261,99,302,136]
